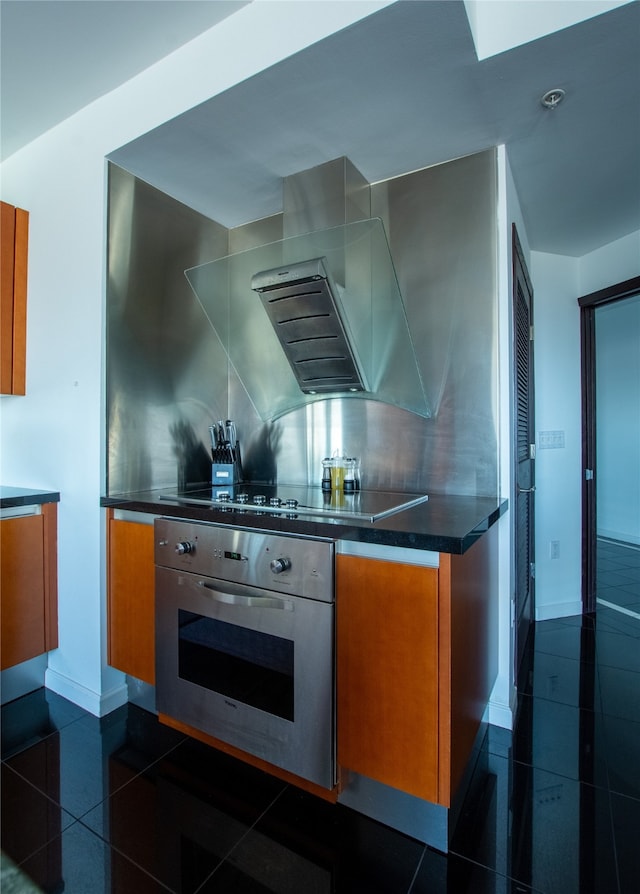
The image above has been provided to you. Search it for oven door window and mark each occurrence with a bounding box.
[177,610,294,721]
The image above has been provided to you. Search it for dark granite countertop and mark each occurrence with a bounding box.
[0,486,60,508]
[101,489,507,555]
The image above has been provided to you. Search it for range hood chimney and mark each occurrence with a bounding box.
[251,257,367,394]
[184,156,430,420]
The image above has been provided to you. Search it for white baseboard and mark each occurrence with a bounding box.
[536,599,583,621]
[486,682,516,730]
[45,668,128,717]
[598,529,640,547]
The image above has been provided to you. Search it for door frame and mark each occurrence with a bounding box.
[578,276,640,612]
[512,224,535,679]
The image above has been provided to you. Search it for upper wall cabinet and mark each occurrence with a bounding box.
[1,200,29,395]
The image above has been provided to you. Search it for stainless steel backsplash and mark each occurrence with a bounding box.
[106,149,497,497]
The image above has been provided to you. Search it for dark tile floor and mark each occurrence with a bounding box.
[2,540,640,893]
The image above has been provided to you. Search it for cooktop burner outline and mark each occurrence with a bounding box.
[159,486,428,523]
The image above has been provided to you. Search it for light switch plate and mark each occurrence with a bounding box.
[539,430,565,449]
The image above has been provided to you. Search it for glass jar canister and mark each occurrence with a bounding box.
[343,458,356,492]
[321,458,332,491]
[330,456,346,491]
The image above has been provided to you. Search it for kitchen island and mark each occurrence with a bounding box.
[101,488,507,852]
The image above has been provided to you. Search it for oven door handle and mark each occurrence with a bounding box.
[199,582,290,610]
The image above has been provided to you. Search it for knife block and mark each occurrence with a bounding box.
[212,462,240,487]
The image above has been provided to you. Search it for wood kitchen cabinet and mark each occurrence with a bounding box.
[337,524,498,809]
[1,200,29,395]
[107,511,156,685]
[337,556,440,802]
[0,503,58,669]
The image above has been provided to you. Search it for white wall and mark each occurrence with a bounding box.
[530,252,583,619]
[578,231,640,294]
[0,1,392,714]
[596,295,640,544]
[532,230,640,620]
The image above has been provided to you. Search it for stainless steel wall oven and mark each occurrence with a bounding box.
[154,518,335,789]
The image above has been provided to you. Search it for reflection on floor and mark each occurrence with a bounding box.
[596,538,640,622]
[3,593,640,891]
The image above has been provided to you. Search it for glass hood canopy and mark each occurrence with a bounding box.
[185,218,430,421]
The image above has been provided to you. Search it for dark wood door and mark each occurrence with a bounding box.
[513,225,535,680]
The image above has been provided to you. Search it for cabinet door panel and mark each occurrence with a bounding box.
[1,201,28,395]
[1,201,16,392]
[108,518,155,684]
[337,555,439,803]
[0,514,46,669]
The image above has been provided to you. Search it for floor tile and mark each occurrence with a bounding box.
[610,791,640,894]
[596,570,639,589]
[202,785,425,893]
[596,626,640,673]
[412,847,537,893]
[450,753,619,894]
[4,703,186,822]
[597,557,631,573]
[81,735,288,893]
[19,820,173,894]
[616,553,640,568]
[533,622,595,663]
[518,650,601,712]
[597,584,640,608]
[512,694,608,788]
[486,724,512,760]
[1,688,86,759]
[617,566,640,583]
[600,713,640,800]
[598,664,640,723]
[1,763,76,866]
[595,607,640,638]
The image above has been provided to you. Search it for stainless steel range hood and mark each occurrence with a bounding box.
[185,217,430,420]
[183,157,430,421]
[251,257,367,394]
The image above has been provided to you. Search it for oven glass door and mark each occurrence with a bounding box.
[155,565,335,789]
[178,609,294,721]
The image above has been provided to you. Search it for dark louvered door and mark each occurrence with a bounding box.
[513,226,535,680]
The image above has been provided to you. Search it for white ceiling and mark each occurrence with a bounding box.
[0,0,250,158]
[2,0,639,257]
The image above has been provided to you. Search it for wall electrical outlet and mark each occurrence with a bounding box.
[550,540,560,559]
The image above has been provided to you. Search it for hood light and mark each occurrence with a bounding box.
[541,88,565,110]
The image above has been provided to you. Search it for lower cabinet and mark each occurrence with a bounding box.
[337,526,497,810]
[0,503,58,669]
[336,555,440,803]
[107,512,156,685]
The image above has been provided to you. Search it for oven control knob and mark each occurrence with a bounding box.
[175,541,195,555]
[270,557,291,574]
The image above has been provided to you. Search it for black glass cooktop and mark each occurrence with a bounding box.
[159,484,428,523]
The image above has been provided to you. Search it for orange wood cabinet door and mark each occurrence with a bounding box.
[336,554,440,803]
[1,200,29,395]
[1,504,58,669]
[107,515,156,685]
